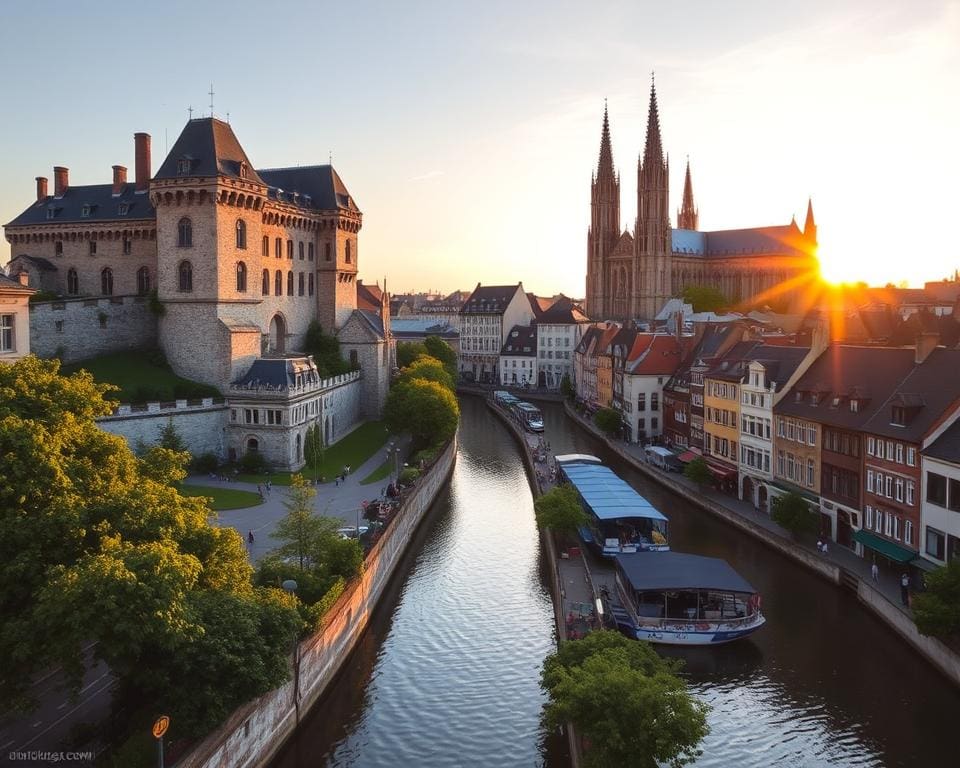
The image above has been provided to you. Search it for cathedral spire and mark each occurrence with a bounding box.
[677,156,698,230]
[596,100,615,180]
[642,75,664,166]
[803,197,817,242]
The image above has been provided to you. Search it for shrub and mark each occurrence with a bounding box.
[239,451,270,474]
[593,407,622,437]
[192,452,220,474]
[399,467,421,485]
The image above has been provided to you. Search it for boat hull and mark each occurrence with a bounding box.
[631,618,765,645]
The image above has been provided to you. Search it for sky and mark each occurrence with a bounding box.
[1,0,958,296]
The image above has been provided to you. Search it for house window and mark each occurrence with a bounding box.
[884,475,892,498]
[926,527,945,560]
[236,219,247,249]
[906,447,916,466]
[178,218,192,247]
[950,479,960,512]
[123,236,132,255]
[638,393,646,411]
[287,271,293,296]
[298,272,304,296]
[136,266,150,295]
[275,270,282,296]
[905,520,913,547]
[177,158,191,175]
[55,240,63,257]
[262,235,269,258]
[308,243,314,261]
[874,509,883,533]
[884,512,893,537]
[178,260,193,292]
[46,208,56,220]
[893,516,901,541]
[308,273,314,296]
[325,242,331,261]
[865,506,873,530]
[867,437,875,455]
[345,240,352,263]
[350,349,359,367]
[299,242,304,260]
[100,267,113,295]
[89,240,97,256]
[275,238,282,258]
[67,268,79,295]
[927,472,948,506]
[651,393,659,411]
[907,480,915,506]
[807,459,815,487]
[287,240,294,259]
[0,314,13,352]
[81,205,91,218]
[118,203,129,216]
[895,478,904,503]
[262,269,270,295]
[236,261,247,292]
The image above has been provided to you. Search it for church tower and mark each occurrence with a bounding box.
[586,103,620,320]
[803,197,817,245]
[634,79,671,319]
[677,158,699,230]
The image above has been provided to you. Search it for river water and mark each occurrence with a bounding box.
[272,397,960,768]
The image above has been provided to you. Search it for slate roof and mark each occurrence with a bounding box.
[355,309,386,338]
[527,293,553,318]
[672,221,809,259]
[6,183,155,227]
[10,255,58,272]
[923,418,960,464]
[232,357,319,390]
[776,346,918,429]
[501,325,537,356]
[461,283,524,314]
[257,165,360,212]
[0,273,34,291]
[539,296,590,324]
[747,345,811,392]
[155,118,265,184]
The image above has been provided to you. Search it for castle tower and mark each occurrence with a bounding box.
[586,103,620,319]
[313,166,361,333]
[677,158,699,230]
[634,78,672,319]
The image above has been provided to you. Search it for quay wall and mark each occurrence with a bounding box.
[175,434,458,768]
[562,400,960,690]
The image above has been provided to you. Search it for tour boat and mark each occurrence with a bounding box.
[556,454,669,556]
[608,551,765,645]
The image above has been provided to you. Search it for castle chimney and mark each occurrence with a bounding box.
[915,331,939,365]
[36,176,48,201]
[53,166,68,197]
[112,165,127,196]
[134,133,151,192]
[17,271,30,287]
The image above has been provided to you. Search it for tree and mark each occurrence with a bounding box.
[304,320,351,377]
[594,407,622,437]
[560,373,575,400]
[681,285,728,313]
[771,491,818,538]
[912,560,960,639]
[683,457,713,487]
[397,355,455,392]
[534,484,588,541]
[396,341,428,370]
[270,474,337,570]
[542,630,709,768]
[158,417,187,454]
[304,424,324,476]
[423,335,458,381]
[384,378,459,449]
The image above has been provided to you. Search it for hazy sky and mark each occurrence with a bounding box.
[1,1,957,295]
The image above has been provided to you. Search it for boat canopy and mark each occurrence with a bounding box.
[644,446,674,458]
[555,454,602,465]
[560,462,667,522]
[616,552,757,593]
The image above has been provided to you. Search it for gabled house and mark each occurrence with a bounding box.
[499,325,538,386]
[458,283,534,383]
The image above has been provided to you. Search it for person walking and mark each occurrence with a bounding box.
[257,484,263,499]
[248,530,255,545]
[266,478,272,494]
[871,561,879,583]
[900,572,910,607]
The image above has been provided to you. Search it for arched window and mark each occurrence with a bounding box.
[247,437,259,453]
[262,269,270,295]
[275,237,282,258]
[178,217,192,247]
[298,242,304,260]
[137,266,150,295]
[345,240,351,263]
[178,260,193,292]
[308,273,314,296]
[308,243,314,261]
[101,267,114,296]
[325,242,331,261]
[287,240,293,259]
[287,271,293,296]
[236,219,247,249]
[236,261,247,292]
[67,268,79,295]
[274,270,282,296]
[262,235,269,257]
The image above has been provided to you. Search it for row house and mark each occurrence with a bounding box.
[499,325,538,386]
[703,348,754,489]
[611,331,683,443]
[573,322,619,407]
[535,297,590,389]
[921,420,960,565]
[662,370,691,449]
[458,283,534,383]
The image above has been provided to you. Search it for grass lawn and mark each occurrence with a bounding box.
[61,351,220,404]
[238,420,392,484]
[179,485,263,511]
[360,457,393,486]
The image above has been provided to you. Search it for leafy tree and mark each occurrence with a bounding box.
[913,560,960,639]
[771,491,818,538]
[534,484,587,540]
[384,378,459,449]
[303,424,325,475]
[396,341,428,370]
[304,320,351,377]
[270,474,335,570]
[560,373,575,399]
[140,446,190,486]
[423,335,458,381]
[158,417,188,453]
[681,284,728,313]
[398,355,455,392]
[593,407,622,437]
[683,457,713,487]
[542,630,709,768]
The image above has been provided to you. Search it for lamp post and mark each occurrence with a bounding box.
[282,579,301,726]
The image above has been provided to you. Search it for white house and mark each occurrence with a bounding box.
[613,332,683,443]
[0,272,34,363]
[458,283,534,383]
[920,420,960,566]
[499,325,538,386]
[535,297,590,389]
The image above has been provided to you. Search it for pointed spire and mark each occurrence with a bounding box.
[596,100,615,180]
[642,73,664,167]
[677,156,698,230]
[804,197,817,242]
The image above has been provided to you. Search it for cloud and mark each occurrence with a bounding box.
[410,170,445,182]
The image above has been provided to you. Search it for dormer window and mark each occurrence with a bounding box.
[831,396,841,408]
[80,205,91,218]
[118,203,129,216]
[849,399,859,413]
[46,208,56,220]
[177,159,191,176]
[891,406,907,426]
[795,391,802,403]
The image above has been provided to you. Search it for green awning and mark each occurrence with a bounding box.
[852,529,915,563]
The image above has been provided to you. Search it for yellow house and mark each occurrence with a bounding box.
[703,366,741,487]
[0,272,34,363]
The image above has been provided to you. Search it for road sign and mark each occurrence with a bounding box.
[152,715,170,739]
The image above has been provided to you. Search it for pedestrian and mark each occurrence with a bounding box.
[266,478,272,494]
[335,476,340,487]
[822,540,828,554]
[900,573,910,607]
[248,530,255,545]
[871,561,879,583]
[816,538,823,553]
[257,484,263,498]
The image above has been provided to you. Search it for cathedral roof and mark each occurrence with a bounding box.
[6,183,155,227]
[155,118,265,184]
[671,222,810,258]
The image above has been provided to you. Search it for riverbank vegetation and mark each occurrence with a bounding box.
[771,491,819,538]
[385,339,459,451]
[913,559,960,641]
[534,484,587,542]
[593,406,622,437]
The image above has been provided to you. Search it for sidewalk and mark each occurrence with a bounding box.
[184,434,412,563]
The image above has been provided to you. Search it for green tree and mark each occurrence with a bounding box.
[683,457,713,487]
[384,378,459,449]
[542,630,709,768]
[398,355,455,392]
[771,491,818,538]
[423,335,458,381]
[681,285,728,313]
[270,474,336,570]
[534,484,587,540]
[913,560,960,639]
[304,424,325,477]
[158,417,187,453]
[560,373,575,399]
[396,341,428,369]
[140,445,190,486]
[304,320,351,377]
[593,407,622,437]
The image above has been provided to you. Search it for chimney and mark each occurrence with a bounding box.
[17,271,30,287]
[53,166,68,197]
[915,331,939,365]
[134,133,151,192]
[112,165,127,196]
[36,176,48,201]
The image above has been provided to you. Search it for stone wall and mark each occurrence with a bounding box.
[98,398,228,457]
[175,434,458,768]
[29,295,157,363]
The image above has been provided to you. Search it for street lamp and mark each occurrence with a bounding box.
[282,580,301,726]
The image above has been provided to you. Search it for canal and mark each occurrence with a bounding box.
[272,397,960,767]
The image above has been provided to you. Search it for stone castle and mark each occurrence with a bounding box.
[586,82,820,322]
[4,117,391,469]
